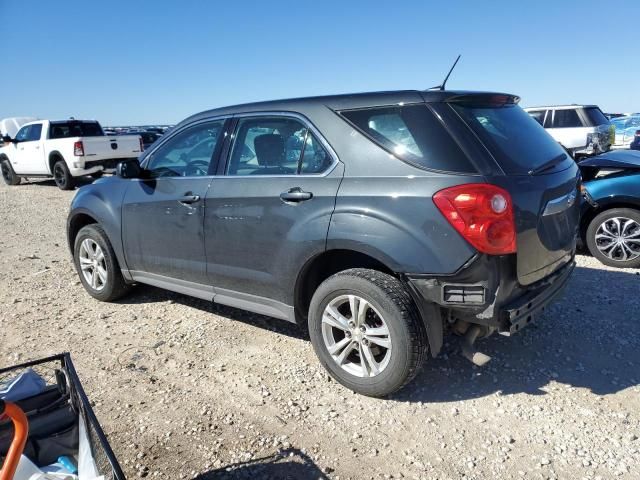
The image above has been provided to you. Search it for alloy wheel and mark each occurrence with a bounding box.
[79,238,108,291]
[595,216,640,262]
[54,164,66,188]
[321,294,392,378]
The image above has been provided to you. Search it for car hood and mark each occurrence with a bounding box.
[578,150,640,169]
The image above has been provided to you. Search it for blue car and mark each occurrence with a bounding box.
[610,115,640,150]
[579,150,640,268]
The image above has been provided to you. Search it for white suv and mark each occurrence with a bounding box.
[524,105,613,159]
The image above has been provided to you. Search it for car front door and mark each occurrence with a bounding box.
[204,114,343,319]
[12,123,45,174]
[121,118,230,288]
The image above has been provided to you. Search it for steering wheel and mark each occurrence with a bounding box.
[184,159,210,177]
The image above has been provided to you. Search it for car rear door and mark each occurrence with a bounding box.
[204,114,343,318]
[121,118,230,287]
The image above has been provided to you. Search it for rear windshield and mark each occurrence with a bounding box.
[340,104,475,173]
[453,103,570,175]
[49,121,104,139]
[583,107,610,126]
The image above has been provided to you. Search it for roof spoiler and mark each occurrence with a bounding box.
[446,93,521,106]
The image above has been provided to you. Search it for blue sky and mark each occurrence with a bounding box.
[1,0,638,125]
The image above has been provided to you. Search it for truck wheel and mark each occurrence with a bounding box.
[586,208,640,269]
[53,160,75,190]
[1,159,21,186]
[73,224,132,302]
[308,268,427,397]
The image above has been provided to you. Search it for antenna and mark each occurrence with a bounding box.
[428,55,461,91]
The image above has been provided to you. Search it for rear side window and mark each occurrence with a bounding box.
[582,107,609,126]
[453,103,570,175]
[49,121,103,139]
[27,124,42,141]
[551,109,583,128]
[340,104,475,173]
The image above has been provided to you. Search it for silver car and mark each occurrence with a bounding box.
[524,105,613,159]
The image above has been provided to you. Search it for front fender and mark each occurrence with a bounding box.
[67,178,130,272]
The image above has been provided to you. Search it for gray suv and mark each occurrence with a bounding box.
[67,90,580,397]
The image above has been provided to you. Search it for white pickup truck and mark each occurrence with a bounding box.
[0,119,142,190]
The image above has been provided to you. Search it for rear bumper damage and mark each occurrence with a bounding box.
[405,253,575,359]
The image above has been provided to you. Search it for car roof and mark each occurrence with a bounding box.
[182,89,517,125]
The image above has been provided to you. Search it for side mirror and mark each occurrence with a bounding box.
[115,159,142,179]
[1,135,12,143]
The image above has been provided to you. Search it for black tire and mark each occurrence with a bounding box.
[53,159,75,190]
[73,224,132,301]
[1,158,21,186]
[586,208,640,269]
[308,268,427,397]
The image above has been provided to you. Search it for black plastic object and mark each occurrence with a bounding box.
[0,353,125,479]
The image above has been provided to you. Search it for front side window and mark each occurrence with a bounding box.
[15,125,31,142]
[226,116,331,176]
[340,104,475,173]
[146,120,225,177]
[552,109,582,128]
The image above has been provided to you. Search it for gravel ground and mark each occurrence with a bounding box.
[1,178,639,480]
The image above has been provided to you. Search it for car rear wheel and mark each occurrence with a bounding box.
[308,268,427,397]
[1,159,21,186]
[53,160,75,190]
[73,224,132,301]
[586,208,640,269]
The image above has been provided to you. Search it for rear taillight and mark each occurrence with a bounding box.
[73,141,84,156]
[433,183,516,255]
[139,136,144,152]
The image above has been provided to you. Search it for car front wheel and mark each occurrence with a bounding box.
[73,224,132,301]
[586,208,640,269]
[1,159,21,186]
[308,268,427,397]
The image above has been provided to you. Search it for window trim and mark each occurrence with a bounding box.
[219,111,339,178]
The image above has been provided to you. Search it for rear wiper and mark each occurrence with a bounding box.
[528,153,567,176]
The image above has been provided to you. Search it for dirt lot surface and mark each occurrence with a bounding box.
[1,179,639,480]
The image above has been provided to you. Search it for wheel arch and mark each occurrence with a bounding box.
[67,211,99,254]
[294,249,394,326]
[48,150,65,173]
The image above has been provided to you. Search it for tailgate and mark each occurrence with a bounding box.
[449,98,581,285]
[82,135,142,158]
[490,168,580,285]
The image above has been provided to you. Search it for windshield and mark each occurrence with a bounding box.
[452,103,571,175]
[49,121,104,139]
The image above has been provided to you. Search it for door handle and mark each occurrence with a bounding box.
[178,194,201,205]
[280,188,313,203]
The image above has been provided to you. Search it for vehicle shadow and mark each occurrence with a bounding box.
[115,284,307,340]
[116,265,639,402]
[19,176,97,188]
[192,448,328,479]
